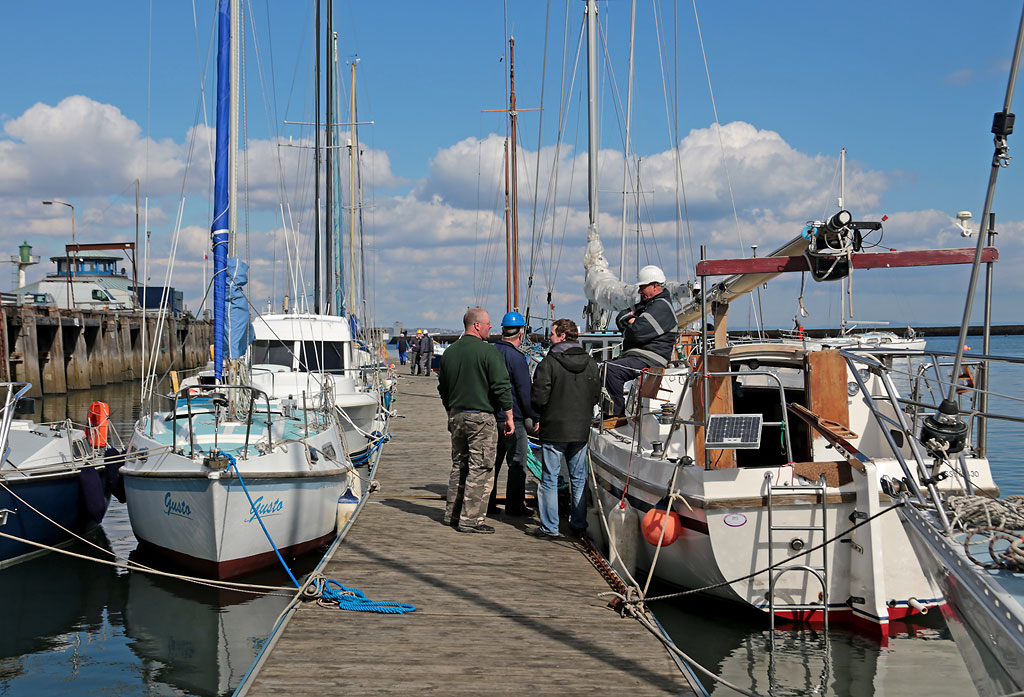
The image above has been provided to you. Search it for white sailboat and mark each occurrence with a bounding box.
[577,0,997,640]
[121,0,356,580]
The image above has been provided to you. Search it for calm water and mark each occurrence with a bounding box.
[3,335,1023,696]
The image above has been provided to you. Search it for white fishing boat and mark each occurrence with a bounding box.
[121,0,356,580]
[574,0,998,640]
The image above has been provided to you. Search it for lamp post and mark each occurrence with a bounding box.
[42,199,76,307]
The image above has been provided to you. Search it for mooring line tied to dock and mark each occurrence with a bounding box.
[303,576,417,614]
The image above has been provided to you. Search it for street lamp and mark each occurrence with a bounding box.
[42,199,76,306]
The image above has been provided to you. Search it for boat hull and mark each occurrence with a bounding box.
[0,467,110,569]
[123,470,347,579]
[588,436,950,640]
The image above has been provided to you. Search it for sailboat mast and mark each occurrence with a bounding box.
[324,0,334,313]
[503,139,512,313]
[348,61,358,320]
[332,33,344,316]
[211,0,232,380]
[509,36,521,312]
[585,0,599,231]
[583,0,600,330]
[228,0,240,258]
[313,0,322,315]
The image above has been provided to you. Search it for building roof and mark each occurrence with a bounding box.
[48,249,129,261]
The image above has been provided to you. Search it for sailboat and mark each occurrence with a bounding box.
[250,6,390,460]
[577,0,1000,639]
[120,0,356,580]
[0,382,112,568]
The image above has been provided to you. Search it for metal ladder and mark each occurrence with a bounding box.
[764,472,830,640]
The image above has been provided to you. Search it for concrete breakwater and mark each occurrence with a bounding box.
[0,306,212,396]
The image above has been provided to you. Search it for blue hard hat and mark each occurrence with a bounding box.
[501,311,526,328]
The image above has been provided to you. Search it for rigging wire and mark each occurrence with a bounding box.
[690,0,762,335]
[652,0,694,283]
[525,0,552,326]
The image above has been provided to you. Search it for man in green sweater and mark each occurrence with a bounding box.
[438,306,515,534]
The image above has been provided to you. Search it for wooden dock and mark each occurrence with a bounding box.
[242,374,699,696]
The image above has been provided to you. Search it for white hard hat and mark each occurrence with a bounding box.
[637,265,666,286]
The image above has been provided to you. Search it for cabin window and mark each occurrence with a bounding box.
[250,340,294,367]
[299,341,345,372]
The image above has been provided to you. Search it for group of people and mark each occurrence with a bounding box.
[436,264,675,538]
[437,307,601,536]
[397,329,434,376]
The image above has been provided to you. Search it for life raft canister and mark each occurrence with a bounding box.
[87,401,110,448]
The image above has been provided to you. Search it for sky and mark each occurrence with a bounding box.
[2,1,1024,333]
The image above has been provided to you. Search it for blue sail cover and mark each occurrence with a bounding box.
[226,258,252,359]
[211,0,230,380]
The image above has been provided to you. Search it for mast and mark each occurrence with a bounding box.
[228,0,240,257]
[348,60,358,321]
[839,147,847,334]
[211,0,232,380]
[313,0,321,314]
[324,0,333,313]
[331,32,344,316]
[509,36,521,311]
[583,0,600,330]
[503,139,512,312]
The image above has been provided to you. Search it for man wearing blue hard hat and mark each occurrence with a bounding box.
[488,310,540,517]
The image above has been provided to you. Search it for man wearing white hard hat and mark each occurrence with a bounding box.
[602,265,677,418]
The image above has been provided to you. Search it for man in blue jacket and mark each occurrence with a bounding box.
[603,265,677,418]
[488,311,540,517]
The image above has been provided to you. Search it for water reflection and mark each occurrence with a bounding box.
[652,593,976,696]
[123,563,291,697]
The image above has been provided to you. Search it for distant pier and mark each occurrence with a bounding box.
[239,376,699,696]
[0,305,212,396]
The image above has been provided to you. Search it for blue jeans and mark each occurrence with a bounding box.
[538,441,588,535]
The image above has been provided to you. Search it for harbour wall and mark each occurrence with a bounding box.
[0,307,212,397]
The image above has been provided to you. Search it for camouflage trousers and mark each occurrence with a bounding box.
[444,411,498,527]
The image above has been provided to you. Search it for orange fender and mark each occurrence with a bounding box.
[87,401,110,448]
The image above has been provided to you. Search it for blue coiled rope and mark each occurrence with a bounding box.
[306,577,417,614]
[219,447,415,614]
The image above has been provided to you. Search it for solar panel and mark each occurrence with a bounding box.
[705,414,763,449]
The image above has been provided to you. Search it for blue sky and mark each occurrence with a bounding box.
[2,1,1023,331]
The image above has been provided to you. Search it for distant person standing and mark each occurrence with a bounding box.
[410,329,422,375]
[418,331,435,376]
[438,307,514,534]
[488,311,540,517]
[397,331,409,366]
[529,318,601,538]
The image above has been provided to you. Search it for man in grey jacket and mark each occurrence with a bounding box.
[602,265,676,418]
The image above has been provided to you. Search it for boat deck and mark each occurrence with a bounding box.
[242,375,698,696]
[142,398,331,458]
